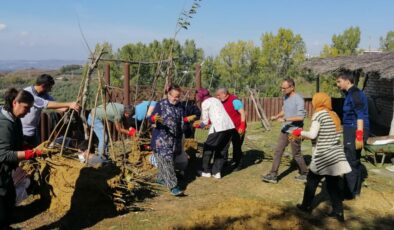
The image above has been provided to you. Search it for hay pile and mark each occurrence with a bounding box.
[19,138,158,219]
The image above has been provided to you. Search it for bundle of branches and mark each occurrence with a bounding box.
[108,138,158,211]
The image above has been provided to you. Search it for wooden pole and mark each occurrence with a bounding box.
[316,75,320,92]
[105,63,111,102]
[195,63,202,89]
[195,63,202,107]
[40,113,48,142]
[123,63,130,105]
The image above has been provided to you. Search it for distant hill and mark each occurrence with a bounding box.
[0,60,85,72]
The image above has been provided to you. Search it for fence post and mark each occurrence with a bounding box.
[40,113,48,142]
[195,63,201,89]
[105,63,111,102]
[123,63,130,105]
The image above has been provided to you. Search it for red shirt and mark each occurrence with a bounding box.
[222,94,243,129]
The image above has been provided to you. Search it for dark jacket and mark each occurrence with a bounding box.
[0,108,22,196]
[150,99,184,160]
[343,86,370,129]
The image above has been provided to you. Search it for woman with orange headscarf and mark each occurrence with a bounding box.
[292,92,351,222]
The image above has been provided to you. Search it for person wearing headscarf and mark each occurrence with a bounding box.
[292,92,351,222]
[194,88,234,179]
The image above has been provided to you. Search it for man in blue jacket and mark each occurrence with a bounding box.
[336,70,369,199]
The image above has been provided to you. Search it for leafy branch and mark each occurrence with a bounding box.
[175,0,202,37]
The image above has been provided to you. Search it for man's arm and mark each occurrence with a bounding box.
[47,101,80,111]
[147,105,156,118]
[271,110,284,120]
[284,116,304,122]
[114,121,129,135]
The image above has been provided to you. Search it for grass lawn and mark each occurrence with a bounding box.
[14,119,394,229]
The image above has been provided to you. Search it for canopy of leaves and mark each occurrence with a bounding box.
[321,26,361,57]
[380,31,394,51]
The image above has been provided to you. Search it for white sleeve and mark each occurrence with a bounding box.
[201,101,210,125]
[301,120,320,139]
[34,96,50,109]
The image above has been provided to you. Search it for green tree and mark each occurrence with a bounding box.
[321,26,361,57]
[258,28,306,96]
[380,31,394,51]
[214,40,259,94]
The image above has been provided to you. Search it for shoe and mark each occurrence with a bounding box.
[170,186,184,196]
[232,162,243,172]
[295,174,307,183]
[327,211,345,222]
[296,204,312,213]
[212,173,221,179]
[198,171,211,178]
[386,165,394,172]
[261,173,278,184]
[156,178,165,186]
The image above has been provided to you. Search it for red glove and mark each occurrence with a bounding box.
[292,128,303,137]
[151,113,163,123]
[238,122,246,135]
[356,130,363,141]
[183,115,197,123]
[128,127,136,137]
[143,144,151,151]
[193,121,201,129]
[24,149,44,160]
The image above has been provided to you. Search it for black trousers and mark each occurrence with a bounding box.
[23,134,39,148]
[301,171,343,214]
[343,127,369,198]
[202,129,233,174]
[0,185,16,230]
[222,129,245,165]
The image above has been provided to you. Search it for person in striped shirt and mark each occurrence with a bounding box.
[292,92,351,222]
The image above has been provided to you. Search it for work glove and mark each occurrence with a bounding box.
[183,115,197,123]
[291,128,303,137]
[24,149,45,160]
[355,130,364,150]
[193,120,206,129]
[150,113,163,124]
[128,127,137,137]
[238,121,246,135]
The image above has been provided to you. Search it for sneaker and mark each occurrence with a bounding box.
[296,204,312,213]
[212,173,221,179]
[295,174,307,183]
[198,171,211,178]
[386,165,394,172]
[261,173,278,184]
[156,178,165,186]
[327,211,345,222]
[170,186,184,196]
[232,162,243,172]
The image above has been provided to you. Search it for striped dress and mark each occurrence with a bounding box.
[303,110,351,176]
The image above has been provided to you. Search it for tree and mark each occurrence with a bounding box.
[380,31,394,51]
[258,28,306,96]
[214,40,259,94]
[176,39,204,87]
[321,26,361,57]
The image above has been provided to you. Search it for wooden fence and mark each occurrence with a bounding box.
[38,97,323,142]
[241,97,314,122]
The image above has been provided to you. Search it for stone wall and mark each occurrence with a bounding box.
[363,77,394,134]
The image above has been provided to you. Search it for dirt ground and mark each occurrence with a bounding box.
[12,122,394,229]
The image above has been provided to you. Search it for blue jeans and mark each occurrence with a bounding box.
[87,114,107,157]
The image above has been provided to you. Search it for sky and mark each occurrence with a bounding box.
[0,0,393,60]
